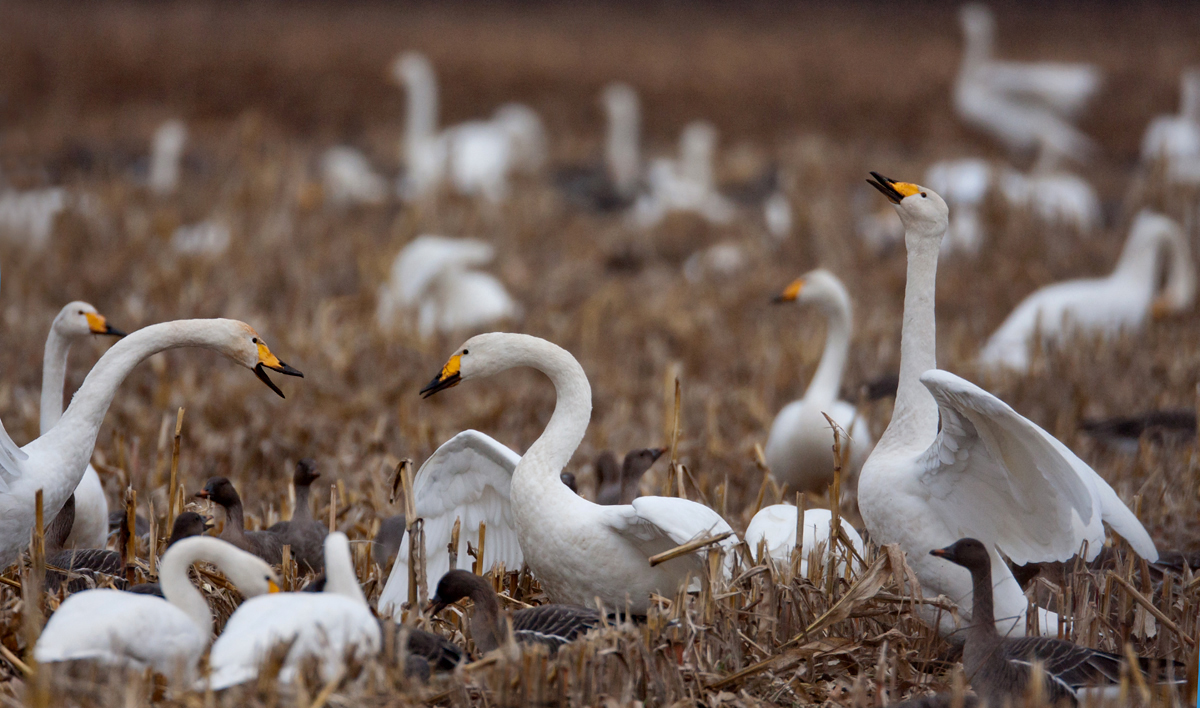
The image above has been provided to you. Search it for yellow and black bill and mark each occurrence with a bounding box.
[255,340,304,399]
[420,354,462,399]
[86,312,126,337]
[866,172,920,204]
[773,278,804,303]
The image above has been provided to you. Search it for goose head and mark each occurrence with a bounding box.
[167,511,214,547]
[294,458,320,487]
[53,301,125,340]
[214,321,303,398]
[428,569,491,615]
[867,172,949,241]
[929,537,990,573]
[196,476,242,509]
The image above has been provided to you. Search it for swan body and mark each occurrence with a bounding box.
[376,234,518,338]
[321,146,388,206]
[393,53,544,203]
[205,533,381,689]
[378,429,524,616]
[745,506,864,576]
[955,4,1099,160]
[632,121,736,228]
[418,333,738,614]
[0,187,67,249]
[0,318,302,567]
[149,119,187,196]
[979,210,1195,373]
[35,537,278,681]
[859,173,1157,638]
[40,302,124,549]
[765,271,872,499]
[1142,69,1200,164]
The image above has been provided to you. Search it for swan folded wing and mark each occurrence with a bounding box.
[379,430,523,614]
[916,370,1107,565]
[603,497,738,565]
[977,63,1101,116]
[0,417,28,482]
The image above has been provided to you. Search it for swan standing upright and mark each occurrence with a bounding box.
[859,173,1157,637]
[40,302,125,549]
[764,270,872,500]
[35,536,279,681]
[0,318,302,567]
[413,333,737,614]
[979,210,1195,373]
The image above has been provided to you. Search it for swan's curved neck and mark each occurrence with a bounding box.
[1111,220,1196,311]
[406,68,438,153]
[510,338,592,485]
[323,535,367,604]
[31,321,240,513]
[159,539,226,636]
[606,102,640,197]
[40,328,73,435]
[805,292,852,406]
[878,232,942,453]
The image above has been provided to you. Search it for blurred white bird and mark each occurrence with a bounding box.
[556,83,644,211]
[1142,69,1200,186]
[632,121,736,228]
[924,158,993,255]
[954,3,1100,161]
[393,53,546,203]
[744,506,864,576]
[979,210,1195,373]
[997,142,1101,232]
[376,234,519,338]
[149,120,187,196]
[0,188,67,249]
[320,146,388,206]
[171,221,231,256]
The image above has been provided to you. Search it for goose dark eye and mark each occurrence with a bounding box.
[920,192,928,198]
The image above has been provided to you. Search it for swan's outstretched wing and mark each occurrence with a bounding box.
[378,430,522,615]
[602,496,738,573]
[917,370,1157,565]
[0,417,27,490]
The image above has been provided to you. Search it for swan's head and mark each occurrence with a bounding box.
[218,321,304,398]
[929,537,990,574]
[602,83,639,119]
[421,332,539,398]
[867,172,949,240]
[773,269,850,314]
[53,301,126,341]
[959,3,995,44]
[392,52,434,86]
[222,552,281,598]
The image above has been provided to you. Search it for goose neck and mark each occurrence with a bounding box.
[878,234,941,452]
[467,584,504,653]
[292,483,312,525]
[39,328,72,435]
[220,499,247,538]
[961,558,1000,680]
[805,296,852,406]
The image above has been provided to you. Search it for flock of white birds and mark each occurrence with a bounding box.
[1,1,1196,698]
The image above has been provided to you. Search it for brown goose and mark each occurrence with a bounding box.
[595,447,664,506]
[125,512,216,597]
[44,495,123,592]
[931,538,1180,705]
[196,477,285,565]
[266,458,328,572]
[429,569,601,653]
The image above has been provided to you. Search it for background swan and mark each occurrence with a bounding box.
[205,532,381,690]
[859,174,1158,638]
[744,506,864,576]
[378,429,523,616]
[996,142,1101,232]
[556,83,643,211]
[35,536,278,681]
[633,121,735,228]
[1141,68,1200,164]
[40,302,124,549]
[375,234,519,338]
[0,318,302,567]
[416,333,737,614]
[979,210,1195,373]
[764,271,872,502]
[954,4,1099,161]
[320,146,388,206]
[148,119,187,196]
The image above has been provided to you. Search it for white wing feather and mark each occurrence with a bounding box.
[602,496,738,575]
[0,416,28,489]
[917,370,1156,565]
[378,430,522,615]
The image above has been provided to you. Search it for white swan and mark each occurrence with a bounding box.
[0,187,67,249]
[633,121,736,228]
[149,119,187,196]
[859,173,1158,639]
[764,270,872,501]
[416,333,738,614]
[979,210,1195,374]
[0,318,303,567]
[41,302,125,549]
[320,146,388,206]
[744,506,864,576]
[35,536,279,681]
[375,234,519,338]
[996,142,1101,232]
[604,83,641,200]
[378,429,522,616]
[393,53,545,203]
[1142,68,1200,164]
[954,3,1100,161]
[205,533,381,690]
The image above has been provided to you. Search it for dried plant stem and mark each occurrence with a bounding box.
[448,516,461,570]
[648,531,732,567]
[166,407,184,530]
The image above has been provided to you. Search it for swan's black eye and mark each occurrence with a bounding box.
[462,349,469,355]
[252,337,258,344]
[77,310,84,315]
[920,192,927,198]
